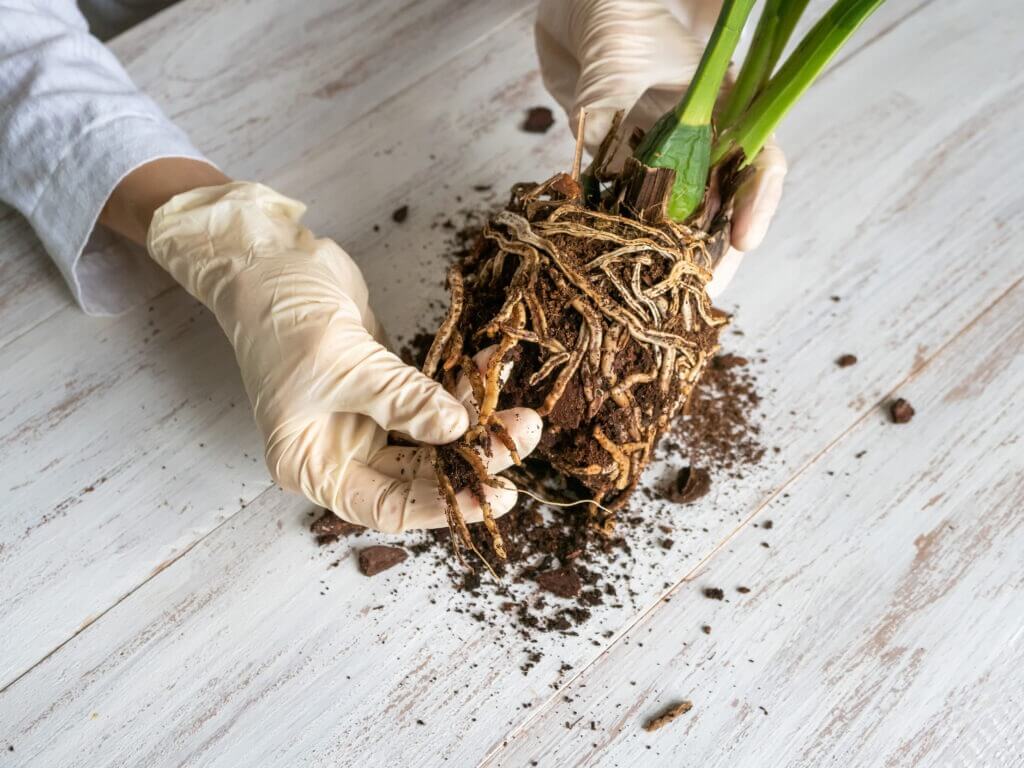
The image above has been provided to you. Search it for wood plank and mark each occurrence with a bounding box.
[0,0,534,347]
[490,280,1024,768]
[1,0,1019,764]
[0,0,535,688]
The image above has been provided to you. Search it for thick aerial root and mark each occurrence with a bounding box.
[426,167,727,555]
[593,425,632,491]
[454,445,507,560]
[434,449,499,576]
[424,266,464,378]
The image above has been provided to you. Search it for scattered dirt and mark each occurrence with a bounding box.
[392,205,409,223]
[889,398,915,424]
[643,700,693,732]
[736,586,751,594]
[703,587,724,600]
[836,354,858,367]
[358,545,408,576]
[761,519,773,530]
[659,352,765,485]
[383,324,766,641]
[337,185,768,660]
[701,624,711,634]
[311,511,365,545]
[522,106,555,133]
[537,566,583,598]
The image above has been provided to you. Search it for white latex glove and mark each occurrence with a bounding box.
[148,182,542,532]
[535,0,787,296]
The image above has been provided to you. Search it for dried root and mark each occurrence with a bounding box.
[427,160,731,565]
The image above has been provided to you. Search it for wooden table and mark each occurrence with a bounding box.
[2,1,1022,765]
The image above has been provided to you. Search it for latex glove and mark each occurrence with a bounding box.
[148,182,542,532]
[535,0,787,295]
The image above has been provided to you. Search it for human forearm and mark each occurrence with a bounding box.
[0,0,207,313]
[99,158,230,246]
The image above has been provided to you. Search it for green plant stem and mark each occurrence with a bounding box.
[713,0,886,166]
[766,0,813,75]
[634,0,756,220]
[719,0,811,130]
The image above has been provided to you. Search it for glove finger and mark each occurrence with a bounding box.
[369,407,543,480]
[335,462,518,532]
[706,247,744,300]
[535,18,581,123]
[730,140,787,252]
[569,7,703,153]
[334,327,470,445]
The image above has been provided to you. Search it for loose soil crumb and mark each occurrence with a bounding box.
[889,398,915,424]
[703,587,724,600]
[522,106,555,133]
[643,700,693,732]
[537,566,583,598]
[736,586,751,594]
[836,354,858,367]
[311,510,364,545]
[701,624,711,634]
[358,545,408,576]
[392,205,409,223]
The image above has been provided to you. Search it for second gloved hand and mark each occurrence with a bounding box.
[148,182,541,532]
[535,0,787,295]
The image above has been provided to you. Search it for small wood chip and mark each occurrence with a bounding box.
[522,106,555,133]
[836,353,858,367]
[358,545,407,576]
[643,700,693,732]
[889,398,915,424]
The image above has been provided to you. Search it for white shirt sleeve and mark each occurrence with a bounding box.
[0,0,208,315]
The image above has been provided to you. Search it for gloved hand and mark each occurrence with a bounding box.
[148,182,542,532]
[535,0,787,296]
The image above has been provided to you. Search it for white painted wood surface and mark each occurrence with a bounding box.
[1,0,1022,766]
[492,282,1024,768]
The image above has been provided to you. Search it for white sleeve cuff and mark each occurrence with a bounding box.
[30,114,209,316]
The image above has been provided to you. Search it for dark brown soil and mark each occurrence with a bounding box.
[836,354,858,367]
[537,566,583,598]
[358,545,408,576]
[392,205,409,223]
[522,106,555,133]
[659,352,765,482]
[643,700,693,732]
[702,587,724,600]
[311,511,365,545]
[889,398,915,424]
